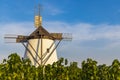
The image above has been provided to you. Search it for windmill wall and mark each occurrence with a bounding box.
[24,39,58,66]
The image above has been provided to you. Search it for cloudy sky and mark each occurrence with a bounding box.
[1,0,120,66]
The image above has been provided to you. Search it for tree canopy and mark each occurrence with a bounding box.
[0,53,120,80]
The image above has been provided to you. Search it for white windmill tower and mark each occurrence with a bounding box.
[5,3,72,67]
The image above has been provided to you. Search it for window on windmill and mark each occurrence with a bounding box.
[47,48,49,53]
[37,31,40,35]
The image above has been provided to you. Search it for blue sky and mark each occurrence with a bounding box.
[1,0,120,66]
[1,0,120,24]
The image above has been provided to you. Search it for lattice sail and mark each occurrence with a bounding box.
[4,34,18,43]
[62,33,72,41]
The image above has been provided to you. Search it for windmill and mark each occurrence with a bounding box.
[4,4,72,67]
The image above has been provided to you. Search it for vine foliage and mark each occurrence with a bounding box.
[0,53,120,80]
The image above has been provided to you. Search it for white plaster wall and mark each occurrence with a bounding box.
[24,39,58,66]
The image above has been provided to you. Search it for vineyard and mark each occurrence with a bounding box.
[0,53,120,80]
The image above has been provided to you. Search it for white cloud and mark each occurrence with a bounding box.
[43,22,120,41]
[0,22,34,34]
